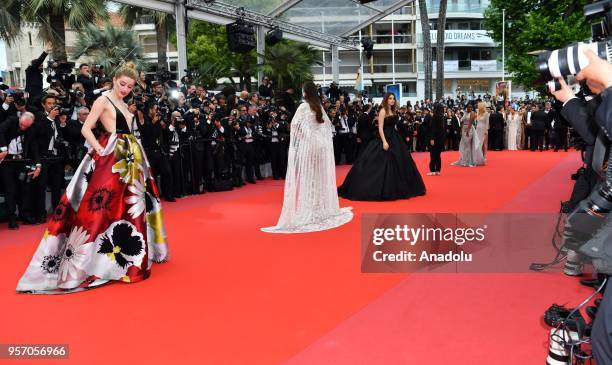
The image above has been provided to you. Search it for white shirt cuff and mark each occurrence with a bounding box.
[563,97,577,107]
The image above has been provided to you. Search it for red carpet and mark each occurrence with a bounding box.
[0,150,594,364]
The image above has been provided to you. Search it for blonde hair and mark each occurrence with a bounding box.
[477,101,486,116]
[114,61,138,81]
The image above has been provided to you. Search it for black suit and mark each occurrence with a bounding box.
[76,74,95,95]
[488,112,505,150]
[0,103,18,124]
[34,112,65,217]
[530,110,547,151]
[0,116,40,221]
[25,52,48,102]
[139,117,174,200]
[428,115,446,173]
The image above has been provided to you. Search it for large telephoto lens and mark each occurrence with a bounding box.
[535,41,611,82]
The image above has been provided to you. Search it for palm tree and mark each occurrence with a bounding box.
[72,22,145,75]
[21,0,108,62]
[261,41,321,92]
[418,0,432,100]
[120,5,174,72]
[435,0,448,100]
[194,61,232,90]
[0,0,21,45]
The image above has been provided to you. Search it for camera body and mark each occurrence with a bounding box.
[537,0,612,93]
[17,165,37,184]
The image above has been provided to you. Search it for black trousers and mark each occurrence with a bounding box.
[38,158,64,217]
[429,144,443,172]
[333,133,352,164]
[269,142,284,179]
[146,149,174,200]
[240,142,256,182]
[490,129,504,150]
[544,129,553,149]
[169,152,183,197]
[192,146,205,193]
[554,128,569,151]
[531,130,545,151]
[0,160,36,220]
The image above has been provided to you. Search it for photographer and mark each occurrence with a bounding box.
[0,112,41,229]
[552,77,603,212]
[0,91,18,123]
[568,48,612,365]
[138,103,175,202]
[186,107,210,194]
[25,43,51,102]
[34,94,65,221]
[76,64,95,95]
[87,78,112,104]
[264,112,288,180]
[258,77,273,99]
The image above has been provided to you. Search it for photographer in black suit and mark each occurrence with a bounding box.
[34,94,65,221]
[0,113,41,229]
[566,48,612,365]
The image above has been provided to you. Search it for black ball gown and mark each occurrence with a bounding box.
[338,114,426,201]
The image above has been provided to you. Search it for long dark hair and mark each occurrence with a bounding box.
[380,92,397,116]
[303,81,323,123]
[433,102,445,127]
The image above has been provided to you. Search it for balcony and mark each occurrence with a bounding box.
[418,60,502,72]
[312,64,415,75]
[348,34,415,45]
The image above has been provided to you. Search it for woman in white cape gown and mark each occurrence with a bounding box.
[262,81,353,233]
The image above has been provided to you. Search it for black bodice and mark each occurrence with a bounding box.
[105,96,131,134]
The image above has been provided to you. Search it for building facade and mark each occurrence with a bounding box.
[309,0,518,103]
[1,14,178,89]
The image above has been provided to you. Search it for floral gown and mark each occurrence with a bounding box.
[16,96,169,294]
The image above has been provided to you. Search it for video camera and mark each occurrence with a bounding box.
[536,0,612,93]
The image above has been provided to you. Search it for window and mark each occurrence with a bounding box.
[457,22,469,30]
[140,35,157,53]
[470,21,481,30]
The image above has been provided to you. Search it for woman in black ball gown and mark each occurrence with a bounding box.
[338,93,426,201]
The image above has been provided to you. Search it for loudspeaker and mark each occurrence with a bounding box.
[226,21,256,53]
[265,28,283,46]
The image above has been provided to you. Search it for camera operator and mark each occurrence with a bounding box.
[0,112,41,229]
[264,111,288,180]
[565,48,612,365]
[237,116,258,184]
[63,106,90,170]
[34,94,65,221]
[87,78,113,104]
[134,70,150,95]
[168,111,190,197]
[1,91,17,123]
[139,103,175,202]
[185,106,210,193]
[258,77,274,99]
[552,77,604,212]
[76,64,95,95]
[25,42,52,103]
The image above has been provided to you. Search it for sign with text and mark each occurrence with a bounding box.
[430,30,494,44]
[361,213,570,273]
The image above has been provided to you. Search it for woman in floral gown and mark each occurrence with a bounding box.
[16,62,169,294]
